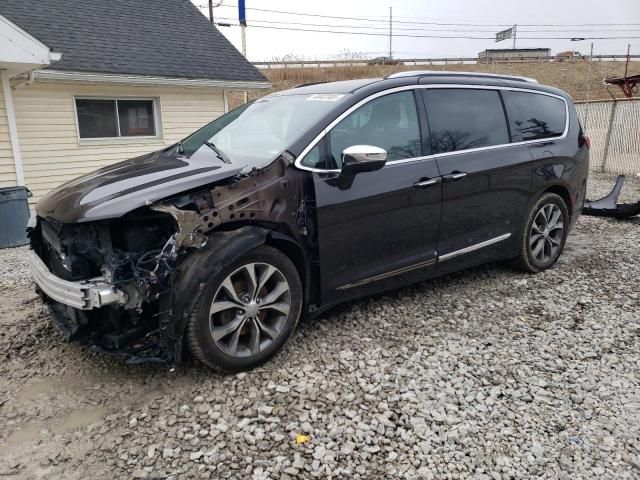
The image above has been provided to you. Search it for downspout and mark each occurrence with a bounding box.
[0,70,25,186]
[223,89,229,113]
[12,71,35,90]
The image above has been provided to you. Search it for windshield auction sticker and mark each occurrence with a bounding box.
[306,94,346,102]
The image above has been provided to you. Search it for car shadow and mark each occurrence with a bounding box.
[42,260,517,381]
[297,260,514,333]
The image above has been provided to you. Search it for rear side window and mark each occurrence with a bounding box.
[423,89,509,154]
[503,91,566,141]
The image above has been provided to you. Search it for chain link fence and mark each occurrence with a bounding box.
[576,98,640,174]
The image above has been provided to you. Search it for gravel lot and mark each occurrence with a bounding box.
[1,173,639,480]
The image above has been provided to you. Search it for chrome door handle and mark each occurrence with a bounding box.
[442,172,467,182]
[414,178,441,188]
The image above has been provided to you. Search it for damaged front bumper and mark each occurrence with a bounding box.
[46,301,171,364]
[30,250,171,363]
[27,244,176,363]
[28,250,126,310]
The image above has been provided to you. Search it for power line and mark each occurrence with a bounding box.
[198,4,640,28]
[213,16,640,34]
[388,14,640,27]
[213,16,500,32]
[231,24,640,40]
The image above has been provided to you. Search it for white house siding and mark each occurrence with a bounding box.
[0,75,17,188]
[9,81,225,204]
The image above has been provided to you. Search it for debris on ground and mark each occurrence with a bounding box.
[583,175,640,218]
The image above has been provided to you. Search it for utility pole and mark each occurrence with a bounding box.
[624,43,631,78]
[208,0,214,23]
[389,6,393,59]
[241,27,247,59]
[241,26,247,104]
[512,24,517,49]
[239,0,248,103]
[239,0,247,58]
[585,42,593,131]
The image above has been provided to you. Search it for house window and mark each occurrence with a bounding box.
[75,98,157,139]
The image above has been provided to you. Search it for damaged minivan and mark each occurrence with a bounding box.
[29,72,589,371]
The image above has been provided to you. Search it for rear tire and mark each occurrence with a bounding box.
[186,245,302,371]
[512,192,569,273]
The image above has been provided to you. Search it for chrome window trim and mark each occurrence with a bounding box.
[294,84,570,173]
[385,155,435,167]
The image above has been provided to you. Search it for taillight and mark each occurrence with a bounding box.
[582,134,591,149]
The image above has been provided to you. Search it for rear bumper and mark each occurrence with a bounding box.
[28,250,126,310]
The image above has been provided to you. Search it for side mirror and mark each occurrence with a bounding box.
[341,145,387,176]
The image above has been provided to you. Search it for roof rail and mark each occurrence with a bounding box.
[386,70,538,83]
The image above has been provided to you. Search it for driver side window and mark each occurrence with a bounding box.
[327,91,421,169]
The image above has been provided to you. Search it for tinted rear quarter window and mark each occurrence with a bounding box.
[503,91,566,142]
[423,89,509,154]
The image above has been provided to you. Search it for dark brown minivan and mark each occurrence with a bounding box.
[29,71,589,370]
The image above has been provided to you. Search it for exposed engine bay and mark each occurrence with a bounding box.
[29,156,316,363]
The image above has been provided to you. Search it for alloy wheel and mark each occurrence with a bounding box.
[529,203,564,264]
[209,262,291,358]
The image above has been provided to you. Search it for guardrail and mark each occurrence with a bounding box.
[254,54,640,69]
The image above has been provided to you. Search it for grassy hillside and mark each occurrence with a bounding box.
[229,60,638,108]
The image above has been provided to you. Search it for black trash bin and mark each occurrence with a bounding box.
[0,186,32,248]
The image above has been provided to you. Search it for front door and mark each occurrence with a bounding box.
[310,90,442,305]
[420,87,533,263]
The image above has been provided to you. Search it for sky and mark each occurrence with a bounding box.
[190,0,640,61]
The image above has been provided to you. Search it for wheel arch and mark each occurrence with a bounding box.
[160,225,309,362]
[542,183,573,218]
[265,231,312,310]
[512,187,571,273]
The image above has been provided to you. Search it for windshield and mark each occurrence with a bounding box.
[179,93,347,164]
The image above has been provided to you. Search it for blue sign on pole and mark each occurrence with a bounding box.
[238,0,246,26]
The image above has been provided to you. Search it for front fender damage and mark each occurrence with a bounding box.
[159,226,271,362]
[40,155,313,364]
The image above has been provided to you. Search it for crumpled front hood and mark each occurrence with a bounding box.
[36,146,245,223]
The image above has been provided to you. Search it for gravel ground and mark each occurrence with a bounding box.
[0,173,639,480]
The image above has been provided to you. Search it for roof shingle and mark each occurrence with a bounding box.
[0,0,267,83]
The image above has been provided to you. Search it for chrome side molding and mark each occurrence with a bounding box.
[438,233,512,262]
[336,232,511,290]
[336,257,437,290]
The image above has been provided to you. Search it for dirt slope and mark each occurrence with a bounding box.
[230,60,639,108]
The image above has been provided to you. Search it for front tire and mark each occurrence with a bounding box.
[513,192,569,273]
[186,245,302,371]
